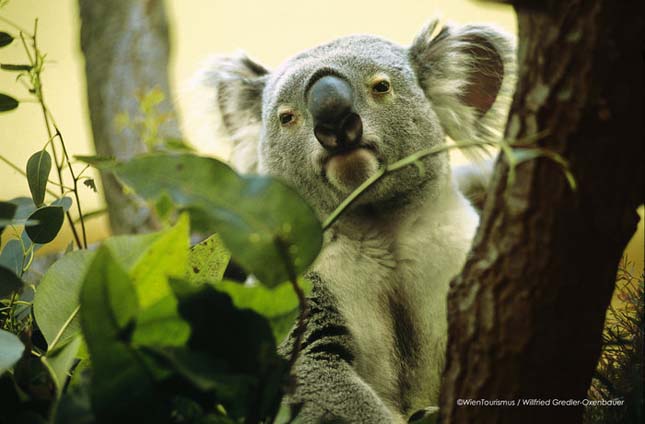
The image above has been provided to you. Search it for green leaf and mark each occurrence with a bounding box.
[0,64,31,71]
[79,246,155,420]
[25,206,64,243]
[51,196,72,212]
[41,336,82,396]
[128,213,189,309]
[8,197,36,220]
[0,265,23,298]
[0,201,16,237]
[169,280,287,419]
[132,296,190,348]
[163,138,196,152]
[0,329,24,375]
[186,233,231,284]
[114,154,323,287]
[26,150,52,207]
[54,362,95,424]
[46,218,191,350]
[0,32,12,48]
[74,154,117,169]
[34,250,96,348]
[0,93,18,112]
[0,239,23,275]
[217,278,311,341]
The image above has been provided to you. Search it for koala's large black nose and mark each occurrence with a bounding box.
[307,75,363,150]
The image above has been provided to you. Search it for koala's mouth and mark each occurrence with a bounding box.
[320,144,381,193]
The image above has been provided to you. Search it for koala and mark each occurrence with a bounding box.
[195,19,515,423]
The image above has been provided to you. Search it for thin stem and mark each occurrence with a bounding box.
[46,305,80,354]
[322,141,495,231]
[25,24,84,250]
[54,127,88,248]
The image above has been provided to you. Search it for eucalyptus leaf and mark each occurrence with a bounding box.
[0,32,13,48]
[126,214,189,309]
[186,233,230,284]
[51,196,73,212]
[0,329,24,375]
[114,154,323,288]
[25,206,64,243]
[0,265,23,298]
[0,64,31,71]
[169,279,286,419]
[9,197,36,220]
[0,201,16,237]
[79,246,156,421]
[0,239,23,275]
[41,336,82,396]
[26,150,52,207]
[74,154,117,168]
[34,250,96,349]
[132,296,190,348]
[216,278,311,341]
[0,93,18,112]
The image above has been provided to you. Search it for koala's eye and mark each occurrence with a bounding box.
[372,80,391,94]
[279,111,295,125]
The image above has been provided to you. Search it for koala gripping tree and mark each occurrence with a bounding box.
[441,1,643,423]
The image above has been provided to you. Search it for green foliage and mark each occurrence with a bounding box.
[585,261,644,424]
[0,329,24,374]
[26,149,52,207]
[79,246,158,421]
[0,31,13,47]
[25,206,64,244]
[113,153,323,287]
[34,250,95,348]
[0,93,17,111]
[186,233,231,285]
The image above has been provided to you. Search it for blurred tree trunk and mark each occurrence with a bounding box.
[441,1,642,423]
[78,0,181,234]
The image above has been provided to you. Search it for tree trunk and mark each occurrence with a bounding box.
[78,0,181,234]
[440,1,643,423]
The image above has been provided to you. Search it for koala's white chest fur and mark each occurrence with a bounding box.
[313,183,479,415]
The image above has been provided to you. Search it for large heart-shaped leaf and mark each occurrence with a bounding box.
[114,154,323,287]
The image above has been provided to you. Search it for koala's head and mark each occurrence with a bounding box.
[199,20,514,216]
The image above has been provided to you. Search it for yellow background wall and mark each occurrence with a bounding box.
[0,0,642,271]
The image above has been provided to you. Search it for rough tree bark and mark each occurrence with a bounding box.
[78,0,181,234]
[440,1,643,423]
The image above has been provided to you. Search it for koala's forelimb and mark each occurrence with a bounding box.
[280,274,405,424]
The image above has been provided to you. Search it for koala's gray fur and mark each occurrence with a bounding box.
[195,19,515,423]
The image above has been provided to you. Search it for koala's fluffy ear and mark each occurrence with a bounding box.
[409,20,516,146]
[193,52,268,173]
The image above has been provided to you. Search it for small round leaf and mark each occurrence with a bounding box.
[26,206,64,244]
